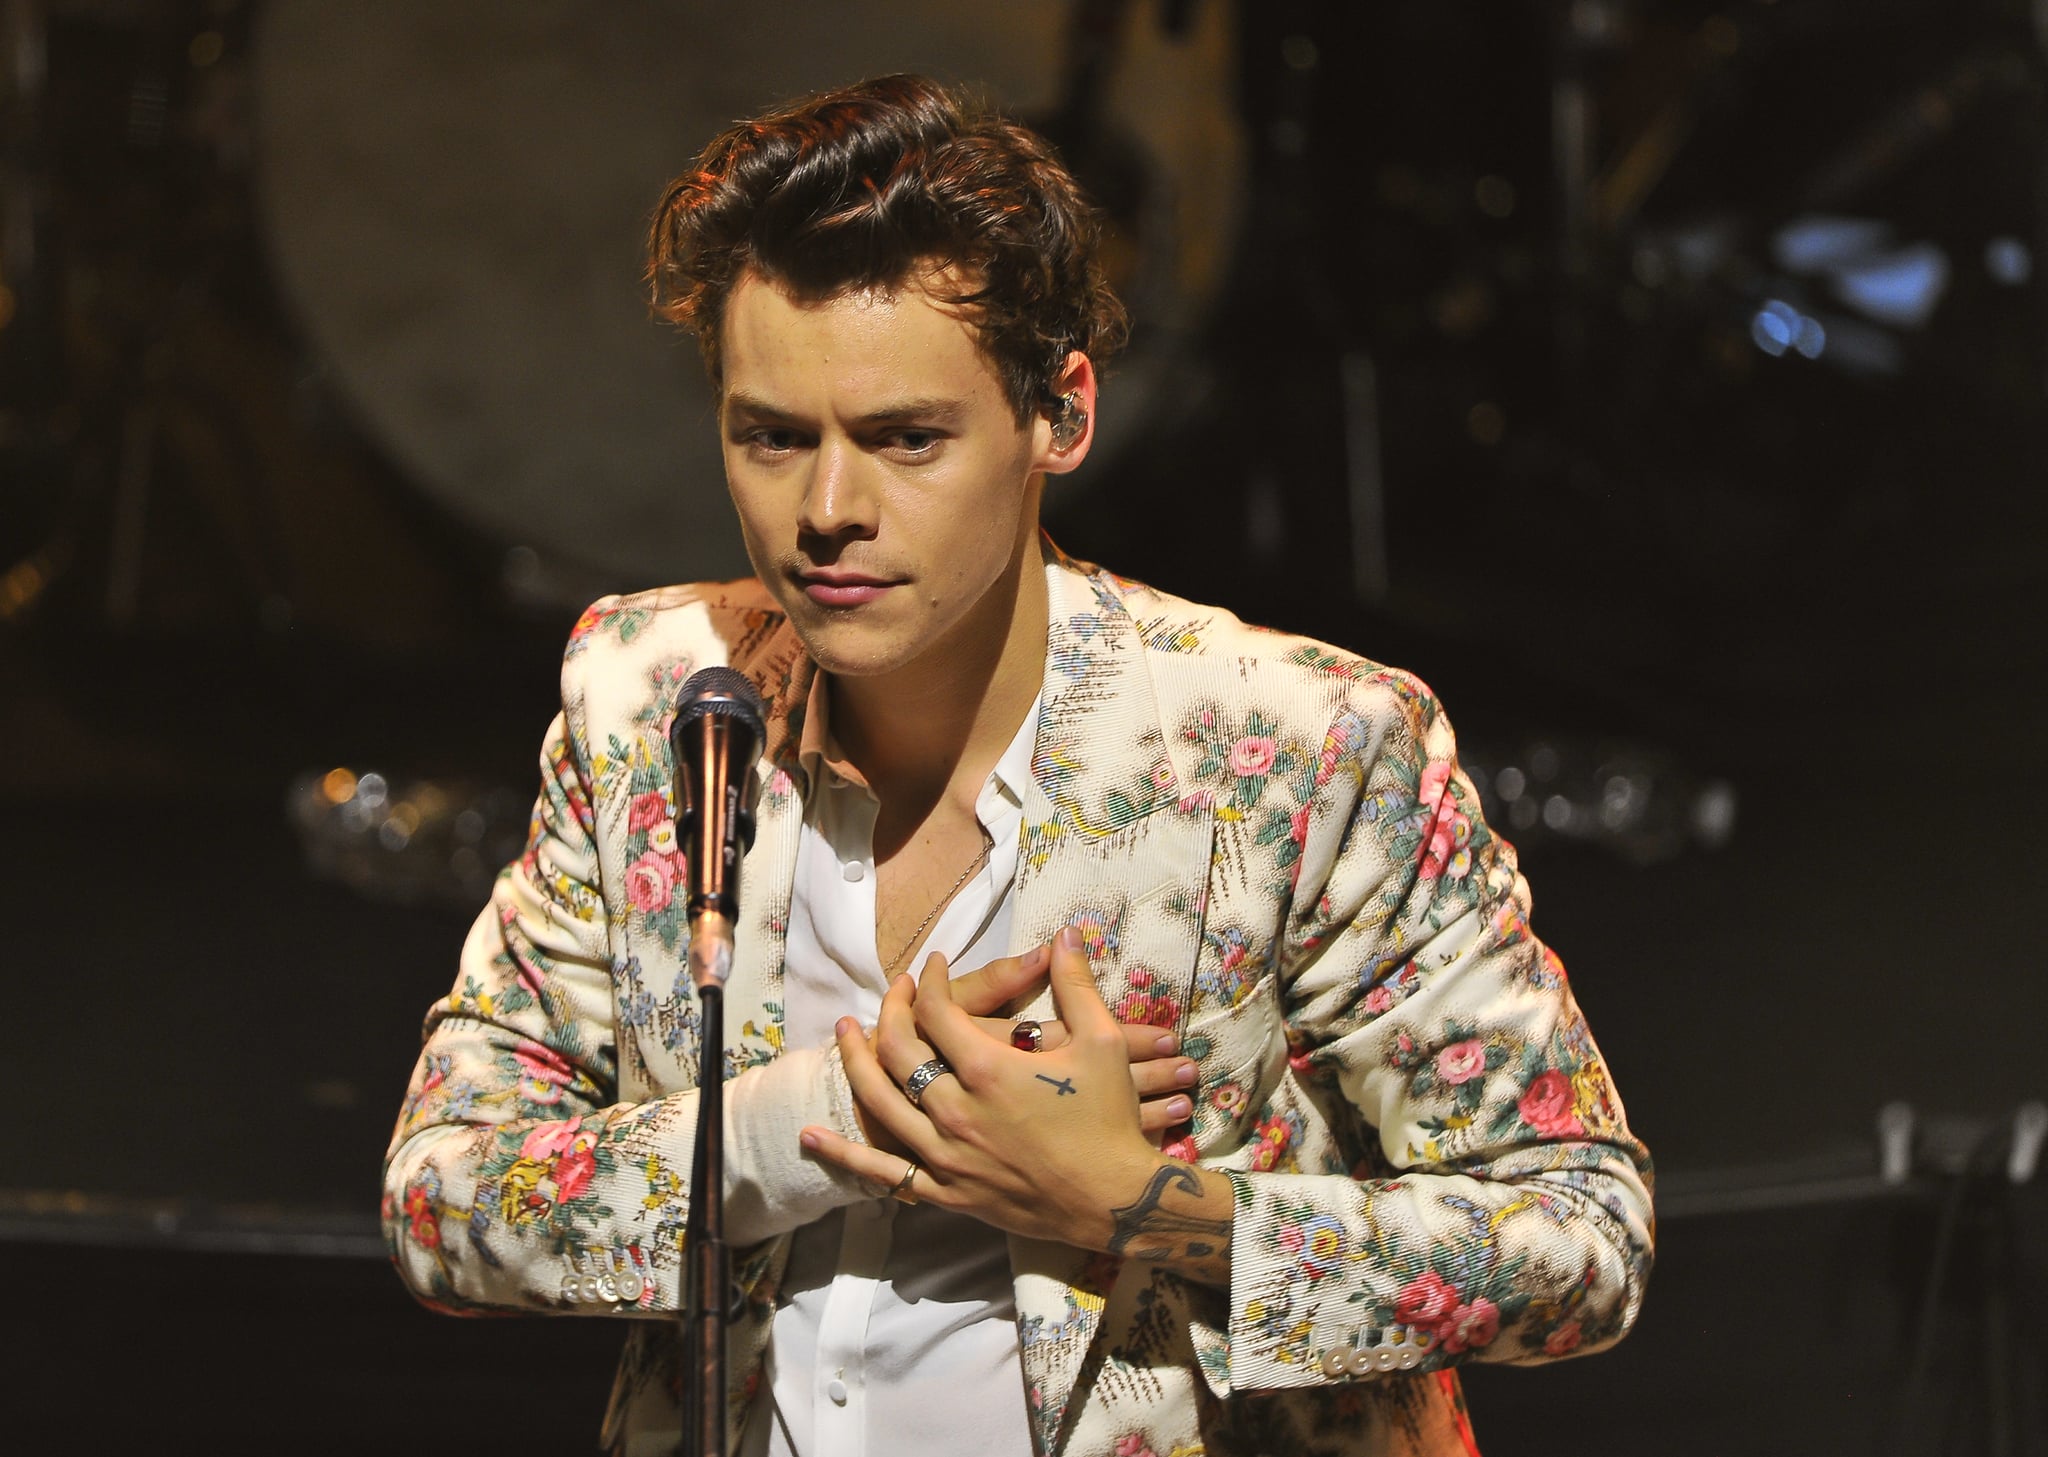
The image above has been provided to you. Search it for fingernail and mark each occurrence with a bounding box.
[836,1016,858,1037]
[1166,1096,1192,1120]
[1154,1034,1178,1057]
[1175,1061,1197,1087]
[1058,925,1083,952]
[799,1129,821,1151]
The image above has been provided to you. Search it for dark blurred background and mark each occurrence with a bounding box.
[4,0,2045,1450]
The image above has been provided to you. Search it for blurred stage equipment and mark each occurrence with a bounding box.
[1464,738,1736,865]
[250,0,1246,606]
[1544,0,2047,415]
[287,765,529,907]
[0,0,488,650]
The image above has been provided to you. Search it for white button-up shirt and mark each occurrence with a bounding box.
[740,682,1041,1457]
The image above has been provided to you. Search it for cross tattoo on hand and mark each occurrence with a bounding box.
[1035,1073,1077,1096]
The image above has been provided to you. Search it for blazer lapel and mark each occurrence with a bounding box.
[1008,556,1215,1455]
[722,623,816,1073]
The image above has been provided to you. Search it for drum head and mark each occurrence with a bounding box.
[252,1,1243,602]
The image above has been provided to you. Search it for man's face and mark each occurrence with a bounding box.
[717,267,1077,687]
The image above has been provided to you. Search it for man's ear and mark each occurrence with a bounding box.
[1031,351,1098,475]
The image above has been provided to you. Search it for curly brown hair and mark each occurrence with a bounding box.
[645,73,1129,422]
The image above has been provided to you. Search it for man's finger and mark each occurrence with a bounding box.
[1131,1055,1199,1101]
[1122,1023,1178,1063]
[947,943,1051,1016]
[1047,924,1120,1041]
[799,1123,951,1209]
[912,946,988,1077]
[1138,1094,1196,1136]
[835,1015,935,1151]
[873,965,934,1081]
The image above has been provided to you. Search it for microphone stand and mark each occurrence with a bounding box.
[682,912,733,1457]
[669,669,763,1457]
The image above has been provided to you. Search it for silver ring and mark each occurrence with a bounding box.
[1010,1019,1045,1054]
[903,1058,955,1108]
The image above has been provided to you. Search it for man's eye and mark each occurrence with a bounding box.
[749,429,801,453]
[891,430,940,456]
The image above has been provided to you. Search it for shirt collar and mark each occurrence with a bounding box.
[796,669,1038,809]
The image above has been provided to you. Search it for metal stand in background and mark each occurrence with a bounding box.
[1877,1100,2048,1457]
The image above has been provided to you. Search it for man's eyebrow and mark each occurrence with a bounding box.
[722,393,974,425]
[722,392,796,423]
[855,398,971,425]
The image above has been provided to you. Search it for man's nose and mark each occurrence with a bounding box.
[797,440,879,541]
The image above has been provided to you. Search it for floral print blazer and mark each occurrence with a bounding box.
[384,545,1654,1457]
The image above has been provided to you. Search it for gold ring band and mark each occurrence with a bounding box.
[890,1161,919,1205]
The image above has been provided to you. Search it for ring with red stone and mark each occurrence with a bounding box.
[1010,1019,1044,1053]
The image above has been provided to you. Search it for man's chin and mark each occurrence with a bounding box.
[787,618,914,682]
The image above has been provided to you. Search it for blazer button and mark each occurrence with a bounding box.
[1318,1348,1350,1379]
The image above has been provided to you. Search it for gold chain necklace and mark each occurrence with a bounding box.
[879,831,993,975]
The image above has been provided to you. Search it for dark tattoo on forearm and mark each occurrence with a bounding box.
[1108,1163,1232,1282]
[1036,1073,1077,1096]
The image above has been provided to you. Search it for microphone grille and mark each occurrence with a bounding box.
[672,665,767,739]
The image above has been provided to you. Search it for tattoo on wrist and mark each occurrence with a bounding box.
[1108,1163,1229,1266]
[1036,1073,1077,1096]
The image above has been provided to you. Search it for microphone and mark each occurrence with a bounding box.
[669,666,766,990]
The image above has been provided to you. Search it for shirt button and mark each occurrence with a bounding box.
[826,1378,849,1405]
[842,861,865,883]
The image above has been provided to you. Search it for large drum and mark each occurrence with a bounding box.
[252,1,1244,604]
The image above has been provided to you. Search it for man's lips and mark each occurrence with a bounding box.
[797,571,900,607]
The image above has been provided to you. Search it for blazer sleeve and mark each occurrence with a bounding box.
[381,636,871,1316]
[1217,672,1654,1390]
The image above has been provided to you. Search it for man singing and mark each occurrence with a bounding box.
[383,74,1654,1457]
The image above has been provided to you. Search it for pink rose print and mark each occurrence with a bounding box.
[1362,985,1395,1014]
[1440,1297,1501,1354]
[553,1145,597,1203]
[520,1117,583,1162]
[1417,759,1453,811]
[1316,734,1344,786]
[1115,990,1180,1028]
[1289,803,1312,848]
[1115,1436,1156,1457]
[1518,1069,1583,1138]
[627,791,669,833]
[1228,735,1278,777]
[567,602,616,644]
[1161,1134,1199,1164]
[514,1045,573,1106]
[625,851,676,913]
[1393,1270,1459,1332]
[403,1184,440,1250]
[1277,1222,1306,1255]
[1420,807,1473,880]
[1249,1112,1295,1171]
[1151,761,1175,791]
[1435,1039,1487,1086]
[1544,1320,1583,1357]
